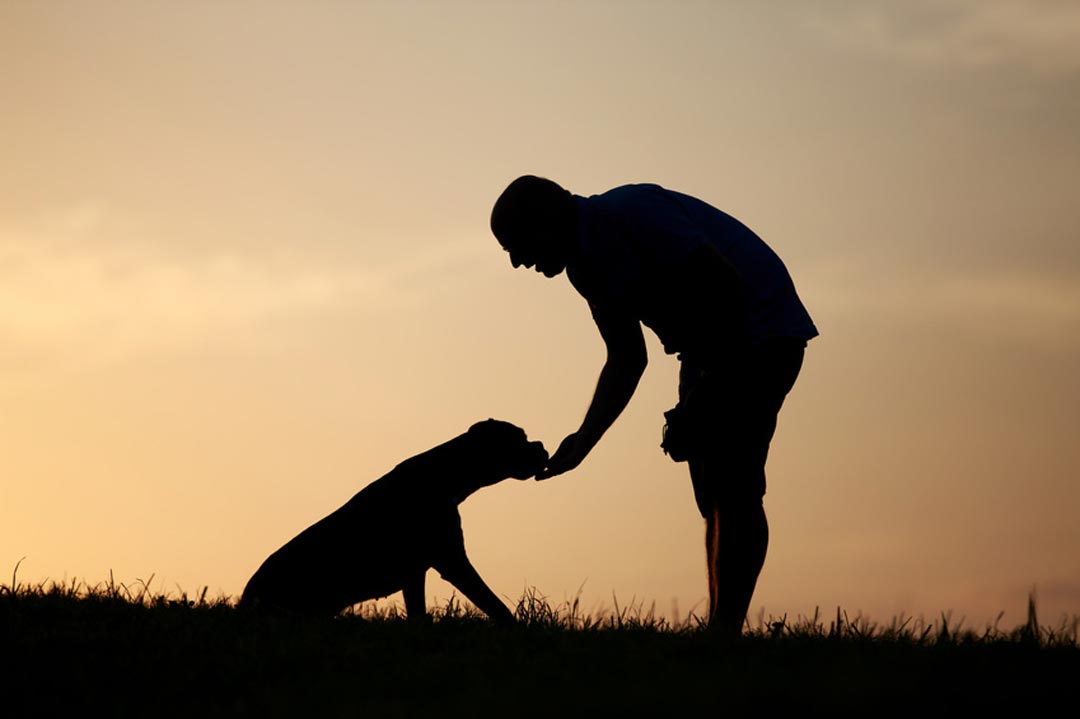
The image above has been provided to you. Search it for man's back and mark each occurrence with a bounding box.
[568,184,818,347]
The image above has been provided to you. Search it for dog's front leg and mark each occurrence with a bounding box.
[402,571,428,622]
[433,553,515,626]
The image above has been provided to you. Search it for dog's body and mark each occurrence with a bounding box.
[239,419,547,623]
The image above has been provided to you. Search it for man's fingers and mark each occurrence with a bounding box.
[535,464,561,481]
[537,458,575,480]
[536,459,570,481]
[535,434,582,480]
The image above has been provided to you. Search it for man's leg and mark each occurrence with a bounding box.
[713,494,769,635]
[691,460,769,637]
[689,341,804,636]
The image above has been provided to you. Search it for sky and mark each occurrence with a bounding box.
[2,0,1078,627]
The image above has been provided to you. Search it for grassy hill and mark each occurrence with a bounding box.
[2,577,1077,716]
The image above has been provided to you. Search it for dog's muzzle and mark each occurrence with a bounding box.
[512,440,549,479]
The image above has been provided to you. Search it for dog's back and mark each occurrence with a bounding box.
[240,467,447,613]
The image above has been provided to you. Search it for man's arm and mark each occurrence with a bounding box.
[538,310,647,480]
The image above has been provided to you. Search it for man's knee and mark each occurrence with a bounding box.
[689,458,766,517]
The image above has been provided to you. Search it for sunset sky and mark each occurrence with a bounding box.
[3,0,1078,627]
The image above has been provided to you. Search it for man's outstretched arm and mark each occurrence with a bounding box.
[538,310,647,480]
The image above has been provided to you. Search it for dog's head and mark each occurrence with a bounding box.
[467,419,549,480]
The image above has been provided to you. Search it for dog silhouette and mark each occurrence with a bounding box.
[239,419,548,623]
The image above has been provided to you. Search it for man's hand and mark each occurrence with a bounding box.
[536,432,591,480]
[536,313,646,481]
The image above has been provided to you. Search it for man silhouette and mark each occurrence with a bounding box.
[491,176,818,636]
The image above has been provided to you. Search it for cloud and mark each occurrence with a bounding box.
[809,0,1080,76]
[0,207,483,385]
[805,260,1080,347]
[0,243,358,375]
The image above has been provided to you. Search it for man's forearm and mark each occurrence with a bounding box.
[576,355,647,449]
[535,311,647,480]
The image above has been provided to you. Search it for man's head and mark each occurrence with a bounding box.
[490,175,577,278]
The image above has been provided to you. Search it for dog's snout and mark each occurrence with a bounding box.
[505,440,549,480]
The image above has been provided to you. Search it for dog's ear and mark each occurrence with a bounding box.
[467,419,533,450]
[468,418,500,434]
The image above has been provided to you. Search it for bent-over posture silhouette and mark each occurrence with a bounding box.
[491,177,818,636]
[240,419,548,623]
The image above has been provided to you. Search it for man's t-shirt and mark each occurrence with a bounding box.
[566,184,818,355]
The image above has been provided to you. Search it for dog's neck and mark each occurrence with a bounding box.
[390,432,506,505]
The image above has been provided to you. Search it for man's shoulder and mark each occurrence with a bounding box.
[585,183,669,207]
[585,183,727,228]
[579,183,688,237]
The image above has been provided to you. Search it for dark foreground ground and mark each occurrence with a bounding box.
[2,580,1077,717]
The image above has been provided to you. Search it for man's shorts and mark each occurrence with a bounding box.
[679,338,805,515]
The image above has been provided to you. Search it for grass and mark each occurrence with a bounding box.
[2,572,1078,717]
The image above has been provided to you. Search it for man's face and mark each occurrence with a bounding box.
[504,229,568,278]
